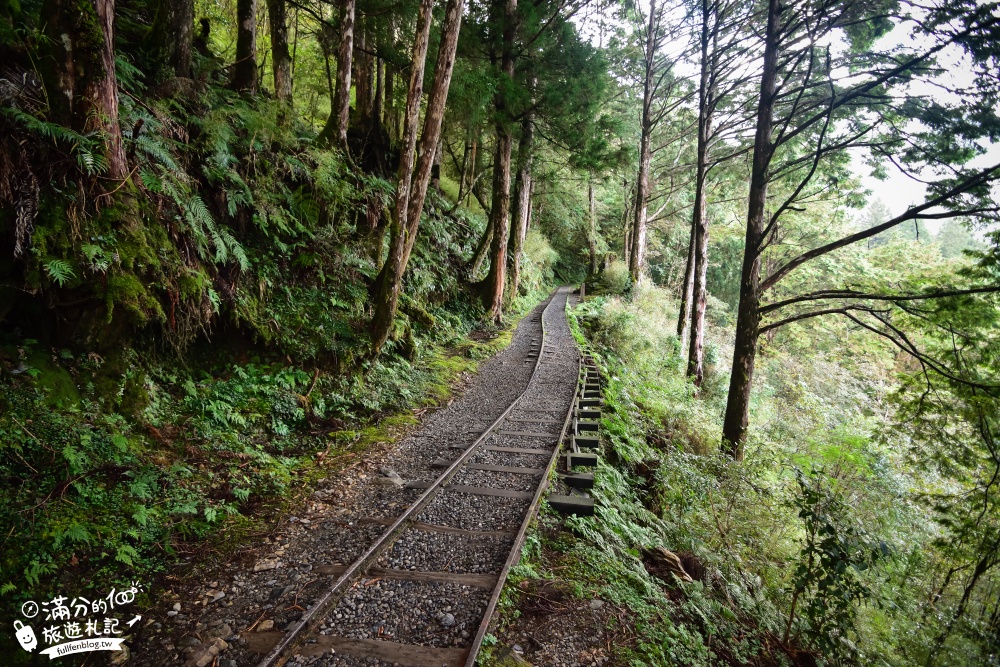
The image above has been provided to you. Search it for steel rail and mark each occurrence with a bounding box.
[255,289,563,667]
[463,287,582,666]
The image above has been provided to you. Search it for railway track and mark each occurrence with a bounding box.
[218,286,590,667]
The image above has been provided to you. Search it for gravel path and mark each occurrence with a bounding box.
[127,288,581,667]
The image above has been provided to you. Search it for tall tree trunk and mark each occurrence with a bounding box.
[318,0,354,148]
[464,137,479,206]
[373,57,384,128]
[431,135,443,190]
[686,170,709,385]
[482,0,517,321]
[86,0,126,180]
[232,0,258,93]
[685,0,713,387]
[43,0,126,179]
[354,20,373,125]
[400,0,463,267]
[267,0,292,102]
[469,217,494,278]
[458,137,472,201]
[721,0,779,457]
[383,64,395,138]
[588,177,599,275]
[677,218,696,341]
[630,0,656,283]
[621,179,633,269]
[156,0,194,78]
[508,104,534,297]
[370,0,464,353]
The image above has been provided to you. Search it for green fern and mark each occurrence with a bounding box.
[54,523,93,548]
[44,259,76,286]
[24,559,57,588]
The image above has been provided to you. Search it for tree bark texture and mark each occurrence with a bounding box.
[368,0,433,351]
[629,0,656,283]
[482,0,518,321]
[508,105,534,297]
[458,138,472,202]
[156,0,194,78]
[373,57,384,128]
[370,0,464,353]
[318,0,354,148]
[267,0,292,102]
[721,0,779,457]
[621,181,633,269]
[469,217,494,278]
[42,0,126,180]
[686,0,714,387]
[383,63,395,138]
[354,19,373,125]
[677,218,696,341]
[232,0,258,93]
[431,135,443,190]
[400,0,464,266]
[87,0,126,179]
[588,177,599,275]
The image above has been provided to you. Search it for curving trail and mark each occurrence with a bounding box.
[130,287,586,667]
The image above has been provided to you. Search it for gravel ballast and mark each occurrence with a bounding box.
[127,289,583,667]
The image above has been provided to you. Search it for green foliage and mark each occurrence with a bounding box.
[43,258,75,286]
[787,469,890,659]
[495,289,984,665]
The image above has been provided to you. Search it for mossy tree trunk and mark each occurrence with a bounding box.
[155,0,194,78]
[42,0,126,180]
[318,0,354,148]
[232,0,258,93]
[508,102,533,298]
[481,0,517,321]
[353,18,373,126]
[588,176,598,275]
[370,0,464,353]
[267,0,292,102]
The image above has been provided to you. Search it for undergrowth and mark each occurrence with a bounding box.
[0,62,561,660]
[488,284,944,667]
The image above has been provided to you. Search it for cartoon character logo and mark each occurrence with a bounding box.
[14,620,37,652]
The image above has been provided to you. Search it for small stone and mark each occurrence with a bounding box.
[204,623,233,642]
[178,636,201,648]
[439,613,455,628]
[589,599,605,610]
[110,645,130,666]
[173,603,182,612]
[212,591,227,603]
[167,611,179,617]
[254,559,279,572]
[257,620,274,632]
[378,468,405,487]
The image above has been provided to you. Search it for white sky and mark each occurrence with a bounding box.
[577,1,1000,232]
[850,15,1000,232]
